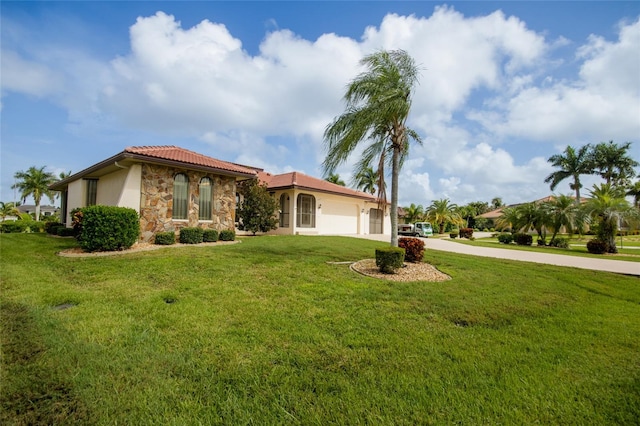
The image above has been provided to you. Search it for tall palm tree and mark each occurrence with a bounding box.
[325,173,346,186]
[626,181,640,209]
[495,207,520,232]
[425,198,464,234]
[545,194,580,241]
[323,50,421,247]
[352,167,378,195]
[583,183,637,253]
[544,144,594,204]
[402,203,424,224]
[592,141,638,187]
[12,166,57,221]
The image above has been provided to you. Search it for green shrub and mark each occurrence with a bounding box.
[459,228,474,239]
[219,229,236,241]
[549,238,570,249]
[45,222,65,235]
[0,221,30,233]
[398,237,424,263]
[154,231,176,245]
[57,227,76,237]
[497,233,513,244]
[514,233,533,246]
[375,247,405,274]
[449,229,459,239]
[203,229,219,242]
[78,205,139,252]
[179,227,204,244]
[587,239,609,254]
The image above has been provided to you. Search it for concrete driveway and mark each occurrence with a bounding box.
[350,234,640,276]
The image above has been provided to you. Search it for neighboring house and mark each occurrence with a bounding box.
[50,145,391,242]
[18,205,60,218]
[258,171,390,236]
[50,146,257,242]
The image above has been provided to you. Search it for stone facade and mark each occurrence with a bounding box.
[139,163,238,242]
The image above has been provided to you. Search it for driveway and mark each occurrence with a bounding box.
[350,234,640,276]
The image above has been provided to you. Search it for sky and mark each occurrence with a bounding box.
[1,1,639,208]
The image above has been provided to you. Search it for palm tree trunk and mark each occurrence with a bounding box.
[390,146,400,247]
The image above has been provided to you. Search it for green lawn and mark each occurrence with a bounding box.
[446,234,640,261]
[1,233,639,424]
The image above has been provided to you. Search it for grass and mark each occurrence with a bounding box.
[1,233,639,424]
[446,234,640,261]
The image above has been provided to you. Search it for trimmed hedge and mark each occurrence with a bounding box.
[549,237,569,249]
[155,232,176,245]
[497,233,513,244]
[514,233,533,246]
[398,237,425,263]
[57,227,76,237]
[587,239,608,254]
[0,220,45,233]
[179,227,204,244]
[219,229,236,241]
[459,228,474,239]
[203,229,219,242]
[77,205,139,252]
[46,222,65,235]
[375,247,405,274]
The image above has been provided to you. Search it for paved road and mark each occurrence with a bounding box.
[350,234,640,276]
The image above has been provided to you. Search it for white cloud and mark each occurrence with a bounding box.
[0,50,63,97]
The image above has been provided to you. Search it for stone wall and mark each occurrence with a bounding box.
[139,163,238,242]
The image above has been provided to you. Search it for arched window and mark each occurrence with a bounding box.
[173,173,189,220]
[296,194,315,228]
[198,177,213,220]
[280,194,290,227]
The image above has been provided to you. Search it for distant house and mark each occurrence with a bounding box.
[18,204,60,218]
[50,146,390,242]
[258,171,389,236]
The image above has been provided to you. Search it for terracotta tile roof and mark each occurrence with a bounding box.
[258,171,379,201]
[125,146,256,176]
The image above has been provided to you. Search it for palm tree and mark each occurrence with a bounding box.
[545,194,581,242]
[516,202,552,244]
[491,197,504,210]
[592,141,639,187]
[0,201,20,221]
[12,166,57,221]
[325,173,346,186]
[583,183,637,253]
[626,181,640,209]
[544,144,594,204]
[352,167,378,195]
[425,198,464,234]
[323,50,421,247]
[495,207,520,232]
[402,203,424,224]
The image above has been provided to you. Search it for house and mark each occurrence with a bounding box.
[17,204,60,218]
[257,171,390,236]
[50,146,257,242]
[50,146,391,242]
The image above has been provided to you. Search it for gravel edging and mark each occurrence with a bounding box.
[351,259,451,282]
[57,240,240,257]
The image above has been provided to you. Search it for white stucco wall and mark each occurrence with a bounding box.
[96,164,142,211]
[64,179,84,226]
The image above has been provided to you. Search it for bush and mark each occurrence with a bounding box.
[179,227,204,244]
[459,228,474,239]
[57,227,76,237]
[497,233,513,244]
[45,222,65,235]
[449,229,459,239]
[155,231,176,245]
[78,205,139,252]
[375,247,405,274]
[514,233,533,246]
[549,238,569,249]
[587,239,609,254]
[0,221,29,233]
[219,229,236,241]
[203,229,219,242]
[398,237,425,263]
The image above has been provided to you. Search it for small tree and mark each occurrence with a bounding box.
[237,178,278,235]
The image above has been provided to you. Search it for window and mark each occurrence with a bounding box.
[173,173,189,220]
[198,177,213,220]
[85,179,98,206]
[279,194,290,227]
[296,194,315,228]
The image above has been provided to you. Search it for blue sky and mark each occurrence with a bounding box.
[2,1,639,208]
